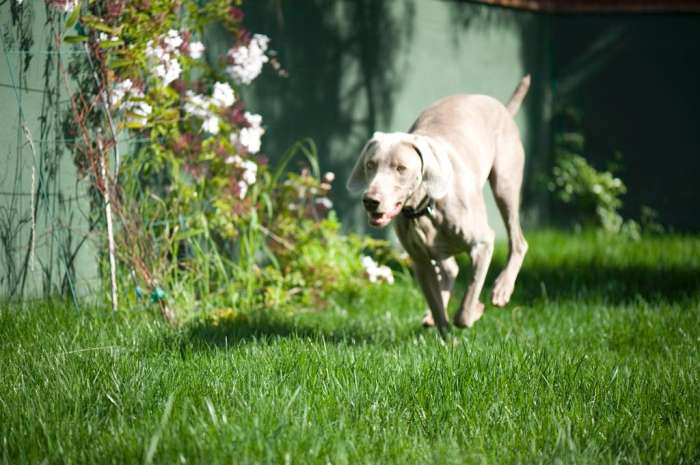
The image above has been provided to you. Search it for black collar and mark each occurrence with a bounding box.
[401,195,434,219]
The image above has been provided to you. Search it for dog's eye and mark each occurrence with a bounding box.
[366,161,376,170]
[396,165,406,174]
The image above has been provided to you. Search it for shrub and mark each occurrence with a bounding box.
[548,110,641,239]
[55,1,398,323]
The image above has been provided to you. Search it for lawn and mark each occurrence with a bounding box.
[1,231,699,464]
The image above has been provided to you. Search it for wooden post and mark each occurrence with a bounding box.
[98,136,118,312]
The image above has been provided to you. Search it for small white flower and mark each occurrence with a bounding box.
[129,101,152,126]
[225,34,270,85]
[376,265,395,284]
[361,255,378,270]
[145,32,183,85]
[109,79,133,107]
[47,0,78,12]
[237,181,248,199]
[225,155,243,165]
[188,41,205,59]
[211,82,235,108]
[241,160,257,185]
[202,115,220,134]
[163,29,183,50]
[230,112,265,154]
[184,91,210,118]
[361,255,394,284]
[323,172,335,183]
[315,197,333,210]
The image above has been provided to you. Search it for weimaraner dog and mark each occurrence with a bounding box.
[347,76,531,333]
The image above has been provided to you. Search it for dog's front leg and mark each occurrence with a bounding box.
[413,256,451,336]
[454,236,494,328]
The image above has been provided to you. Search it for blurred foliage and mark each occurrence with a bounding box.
[546,107,665,240]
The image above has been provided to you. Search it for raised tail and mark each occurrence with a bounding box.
[506,74,531,116]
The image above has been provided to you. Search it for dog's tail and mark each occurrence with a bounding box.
[506,74,531,116]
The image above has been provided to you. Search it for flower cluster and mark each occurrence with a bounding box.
[314,171,335,213]
[109,79,152,126]
[184,82,236,135]
[225,155,258,199]
[225,34,270,85]
[360,255,395,284]
[46,0,78,12]
[229,112,264,155]
[145,29,204,86]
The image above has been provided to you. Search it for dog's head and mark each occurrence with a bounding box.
[346,132,453,228]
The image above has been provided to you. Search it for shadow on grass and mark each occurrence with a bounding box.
[489,259,700,305]
[184,311,399,351]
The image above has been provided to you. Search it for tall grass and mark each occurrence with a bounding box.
[1,231,699,464]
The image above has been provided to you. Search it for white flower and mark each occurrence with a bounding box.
[145,40,165,61]
[241,160,257,185]
[315,197,333,210]
[109,79,133,107]
[237,181,248,199]
[153,59,181,86]
[230,112,265,154]
[361,255,394,284]
[163,29,183,50]
[211,82,235,108]
[145,33,183,85]
[225,155,243,165]
[188,41,205,59]
[225,34,270,85]
[375,266,395,284]
[323,172,335,183]
[128,101,152,126]
[98,33,119,42]
[184,91,210,118]
[47,0,78,12]
[201,115,220,134]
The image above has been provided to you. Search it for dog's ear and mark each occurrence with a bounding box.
[346,132,383,193]
[410,134,453,200]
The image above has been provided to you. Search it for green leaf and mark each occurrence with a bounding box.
[99,40,124,49]
[81,15,121,35]
[63,35,88,44]
[65,7,81,30]
[109,58,134,69]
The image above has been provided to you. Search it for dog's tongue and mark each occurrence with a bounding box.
[369,203,402,226]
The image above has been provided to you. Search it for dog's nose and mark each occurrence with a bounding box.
[363,196,380,212]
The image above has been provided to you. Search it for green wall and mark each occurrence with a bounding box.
[243,0,548,239]
[0,1,98,298]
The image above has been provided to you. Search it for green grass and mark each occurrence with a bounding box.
[2,230,699,464]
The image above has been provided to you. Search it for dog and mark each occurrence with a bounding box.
[347,76,531,333]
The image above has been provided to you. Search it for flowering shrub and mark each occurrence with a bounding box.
[56,0,398,322]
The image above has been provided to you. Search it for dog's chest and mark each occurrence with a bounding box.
[396,213,468,260]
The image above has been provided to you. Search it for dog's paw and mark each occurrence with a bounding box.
[491,272,515,307]
[454,302,484,328]
[421,310,435,327]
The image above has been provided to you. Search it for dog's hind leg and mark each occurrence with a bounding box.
[489,134,528,307]
[421,257,459,327]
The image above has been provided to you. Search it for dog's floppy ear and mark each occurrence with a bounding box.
[410,134,453,200]
[346,132,383,193]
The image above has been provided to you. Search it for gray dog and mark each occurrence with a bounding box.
[347,76,531,332]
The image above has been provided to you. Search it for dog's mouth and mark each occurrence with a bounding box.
[368,202,402,227]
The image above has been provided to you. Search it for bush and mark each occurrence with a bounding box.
[548,110,641,239]
[57,1,399,323]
